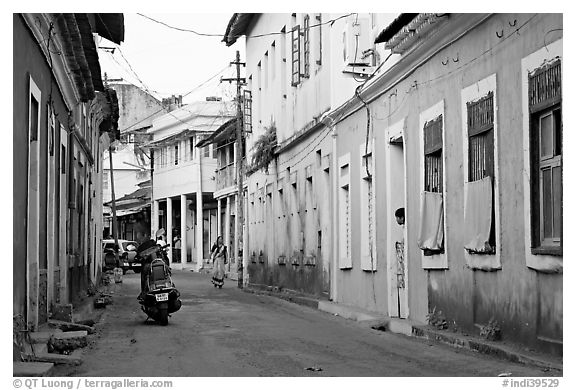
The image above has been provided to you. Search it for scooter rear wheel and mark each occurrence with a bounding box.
[158,308,169,326]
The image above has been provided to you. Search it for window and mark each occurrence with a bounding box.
[244,90,252,133]
[291,25,301,86]
[338,155,352,269]
[175,144,179,165]
[30,93,39,142]
[529,59,562,255]
[264,51,269,89]
[204,145,211,158]
[61,145,66,174]
[303,15,310,78]
[424,115,443,193]
[466,92,496,253]
[103,172,108,190]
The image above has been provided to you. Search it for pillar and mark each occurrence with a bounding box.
[166,197,173,263]
[196,191,203,270]
[217,198,222,238]
[153,200,159,237]
[180,194,187,265]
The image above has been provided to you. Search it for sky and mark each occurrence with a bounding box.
[98,13,245,104]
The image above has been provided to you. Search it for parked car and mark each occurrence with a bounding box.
[102,239,141,274]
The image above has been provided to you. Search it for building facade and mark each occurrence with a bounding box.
[13,13,124,329]
[148,100,236,270]
[325,13,562,355]
[223,13,396,297]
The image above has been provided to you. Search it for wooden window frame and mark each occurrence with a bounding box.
[529,60,562,256]
[291,25,301,86]
[303,15,310,78]
[244,90,252,133]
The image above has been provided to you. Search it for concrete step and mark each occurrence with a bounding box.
[32,350,83,366]
[48,320,95,334]
[13,361,54,377]
[23,341,48,356]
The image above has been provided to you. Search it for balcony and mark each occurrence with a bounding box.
[216,163,236,191]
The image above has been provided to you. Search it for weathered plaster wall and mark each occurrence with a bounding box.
[335,13,562,353]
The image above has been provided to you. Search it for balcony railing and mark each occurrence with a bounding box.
[216,164,236,191]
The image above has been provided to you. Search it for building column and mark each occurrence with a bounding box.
[153,200,159,237]
[233,194,239,267]
[224,196,231,271]
[180,194,187,266]
[217,198,222,238]
[166,197,173,264]
[196,141,204,271]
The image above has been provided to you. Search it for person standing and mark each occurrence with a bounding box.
[210,236,227,288]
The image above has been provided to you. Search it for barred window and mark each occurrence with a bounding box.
[467,91,496,253]
[529,59,562,255]
[424,115,443,193]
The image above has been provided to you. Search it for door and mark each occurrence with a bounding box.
[386,126,409,319]
[58,125,68,303]
[46,107,56,318]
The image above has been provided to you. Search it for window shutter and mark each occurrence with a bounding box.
[243,90,252,133]
[291,25,301,86]
[303,15,310,78]
[467,92,494,137]
[424,116,443,154]
[316,14,322,66]
[529,59,561,113]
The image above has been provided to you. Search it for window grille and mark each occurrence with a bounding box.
[424,116,443,193]
[466,92,496,252]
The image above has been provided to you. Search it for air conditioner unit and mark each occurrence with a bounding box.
[343,17,371,66]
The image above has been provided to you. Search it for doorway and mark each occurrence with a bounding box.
[386,125,409,319]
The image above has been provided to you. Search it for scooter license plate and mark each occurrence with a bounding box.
[155,293,169,302]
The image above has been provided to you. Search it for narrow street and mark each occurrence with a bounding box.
[63,270,549,377]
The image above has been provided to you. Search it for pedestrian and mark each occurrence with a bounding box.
[210,236,227,288]
[173,233,181,263]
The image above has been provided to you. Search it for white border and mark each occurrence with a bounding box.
[461,73,501,271]
[520,38,563,273]
[418,100,448,269]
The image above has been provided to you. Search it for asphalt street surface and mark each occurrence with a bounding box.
[61,270,555,377]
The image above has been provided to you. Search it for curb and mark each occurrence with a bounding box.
[241,285,562,372]
[243,286,321,309]
[411,326,562,372]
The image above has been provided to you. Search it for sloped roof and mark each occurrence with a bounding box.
[223,13,258,46]
[196,118,237,148]
[374,13,419,44]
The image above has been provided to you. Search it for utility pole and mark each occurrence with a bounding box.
[223,51,246,288]
[108,145,121,280]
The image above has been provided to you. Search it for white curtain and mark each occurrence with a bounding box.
[463,176,493,253]
[417,191,444,251]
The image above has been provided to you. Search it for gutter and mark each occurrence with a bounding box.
[322,14,493,128]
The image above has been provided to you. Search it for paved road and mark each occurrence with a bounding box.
[62,270,554,377]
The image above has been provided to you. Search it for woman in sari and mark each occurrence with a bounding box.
[211,236,227,288]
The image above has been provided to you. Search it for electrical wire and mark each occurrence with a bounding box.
[136,13,356,40]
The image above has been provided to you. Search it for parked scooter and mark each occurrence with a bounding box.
[136,242,182,325]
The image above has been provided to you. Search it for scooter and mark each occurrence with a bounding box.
[137,243,182,325]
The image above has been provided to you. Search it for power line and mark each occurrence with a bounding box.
[136,13,356,40]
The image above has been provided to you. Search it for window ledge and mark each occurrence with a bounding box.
[465,252,501,271]
[531,247,562,257]
[527,251,563,274]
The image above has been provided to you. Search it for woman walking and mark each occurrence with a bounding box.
[211,236,227,288]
